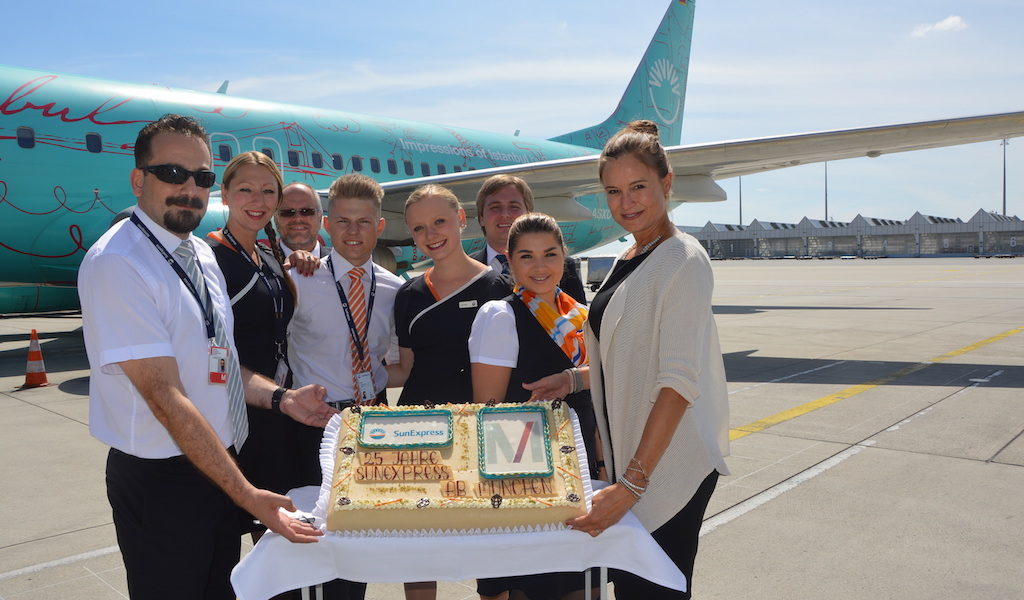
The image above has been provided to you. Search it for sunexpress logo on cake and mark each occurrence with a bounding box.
[478,405,554,479]
[358,410,453,449]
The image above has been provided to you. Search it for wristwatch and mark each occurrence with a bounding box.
[271,387,287,413]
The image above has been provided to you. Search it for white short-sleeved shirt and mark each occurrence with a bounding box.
[288,250,402,402]
[468,300,520,368]
[79,209,237,459]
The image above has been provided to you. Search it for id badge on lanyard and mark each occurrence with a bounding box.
[209,346,229,384]
[274,357,289,387]
[354,371,376,405]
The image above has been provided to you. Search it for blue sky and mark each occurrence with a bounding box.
[5,0,1023,228]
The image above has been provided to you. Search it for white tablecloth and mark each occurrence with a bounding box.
[231,411,686,600]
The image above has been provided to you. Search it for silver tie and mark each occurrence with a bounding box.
[174,240,249,449]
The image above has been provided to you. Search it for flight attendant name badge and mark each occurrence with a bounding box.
[355,371,376,404]
[209,346,229,385]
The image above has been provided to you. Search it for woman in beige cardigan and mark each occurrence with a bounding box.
[526,120,730,599]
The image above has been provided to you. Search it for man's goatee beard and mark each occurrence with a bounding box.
[163,196,205,234]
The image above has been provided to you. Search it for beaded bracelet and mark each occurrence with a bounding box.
[626,457,650,482]
[619,473,647,500]
[620,482,642,500]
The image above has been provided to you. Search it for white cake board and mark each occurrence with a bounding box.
[231,409,686,600]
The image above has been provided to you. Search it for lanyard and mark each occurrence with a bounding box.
[326,256,376,362]
[220,228,288,356]
[130,213,217,340]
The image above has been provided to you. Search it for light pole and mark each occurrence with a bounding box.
[824,161,829,221]
[1001,139,1009,217]
[737,177,745,226]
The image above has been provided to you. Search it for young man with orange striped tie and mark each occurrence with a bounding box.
[288,173,403,411]
[286,173,403,599]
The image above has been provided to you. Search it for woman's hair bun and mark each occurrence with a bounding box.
[627,120,660,139]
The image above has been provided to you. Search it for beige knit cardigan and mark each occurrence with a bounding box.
[586,231,730,531]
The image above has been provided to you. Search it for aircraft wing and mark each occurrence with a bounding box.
[376,111,1024,244]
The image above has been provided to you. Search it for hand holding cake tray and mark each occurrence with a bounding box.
[231,402,687,599]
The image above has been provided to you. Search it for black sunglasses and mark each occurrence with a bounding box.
[140,164,217,188]
[277,208,320,218]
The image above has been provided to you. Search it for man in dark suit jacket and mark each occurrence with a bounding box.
[276,182,330,259]
[471,175,587,304]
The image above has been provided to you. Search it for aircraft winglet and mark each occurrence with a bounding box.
[216,80,229,94]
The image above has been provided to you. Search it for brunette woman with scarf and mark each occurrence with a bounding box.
[469,212,601,600]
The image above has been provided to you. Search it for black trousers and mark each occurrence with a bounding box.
[106,448,240,600]
[611,470,720,600]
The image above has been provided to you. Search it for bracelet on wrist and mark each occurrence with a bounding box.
[618,478,643,500]
[614,470,647,495]
[620,472,648,493]
[564,368,575,394]
[627,457,650,481]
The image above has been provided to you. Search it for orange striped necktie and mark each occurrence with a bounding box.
[347,267,372,399]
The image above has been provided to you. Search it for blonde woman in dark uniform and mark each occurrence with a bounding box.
[389,184,509,600]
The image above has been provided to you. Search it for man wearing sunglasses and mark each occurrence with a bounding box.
[276,182,328,260]
[78,114,336,599]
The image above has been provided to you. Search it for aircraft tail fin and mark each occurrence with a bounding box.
[549,0,695,149]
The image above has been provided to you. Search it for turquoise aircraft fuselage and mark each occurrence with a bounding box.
[0,0,699,314]
[0,65,632,311]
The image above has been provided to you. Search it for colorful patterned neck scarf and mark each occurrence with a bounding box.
[513,284,588,367]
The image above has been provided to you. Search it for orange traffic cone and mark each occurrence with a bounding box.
[21,329,49,388]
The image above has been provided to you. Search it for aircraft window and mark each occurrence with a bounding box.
[332,154,344,170]
[370,157,381,173]
[217,144,233,162]
[453,165,462,173]
[261,147,275,160]
[404,160,414,176]
[312,152,324,169]
[16,127,35,149]
[288,150,300,167]
[352,156,364,171]
[387,159,398,175]
[437,164,447,175]
[420,162,430,177]
[85,133,102,153]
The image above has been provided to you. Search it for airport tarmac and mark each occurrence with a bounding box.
[0,257,1021,600]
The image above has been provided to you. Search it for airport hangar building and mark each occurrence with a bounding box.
[693,209,1023,259]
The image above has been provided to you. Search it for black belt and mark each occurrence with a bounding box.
[327,389,388,410]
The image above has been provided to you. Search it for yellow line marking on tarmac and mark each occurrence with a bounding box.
[929,326,1024,363]
[729,325,1024,441]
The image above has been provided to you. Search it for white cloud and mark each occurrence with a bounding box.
[912,15,967,37]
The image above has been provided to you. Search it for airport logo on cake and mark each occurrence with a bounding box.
[478,405,553,479]
[358,409,453,448]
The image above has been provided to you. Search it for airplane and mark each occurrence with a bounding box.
[2,0,1023,314]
